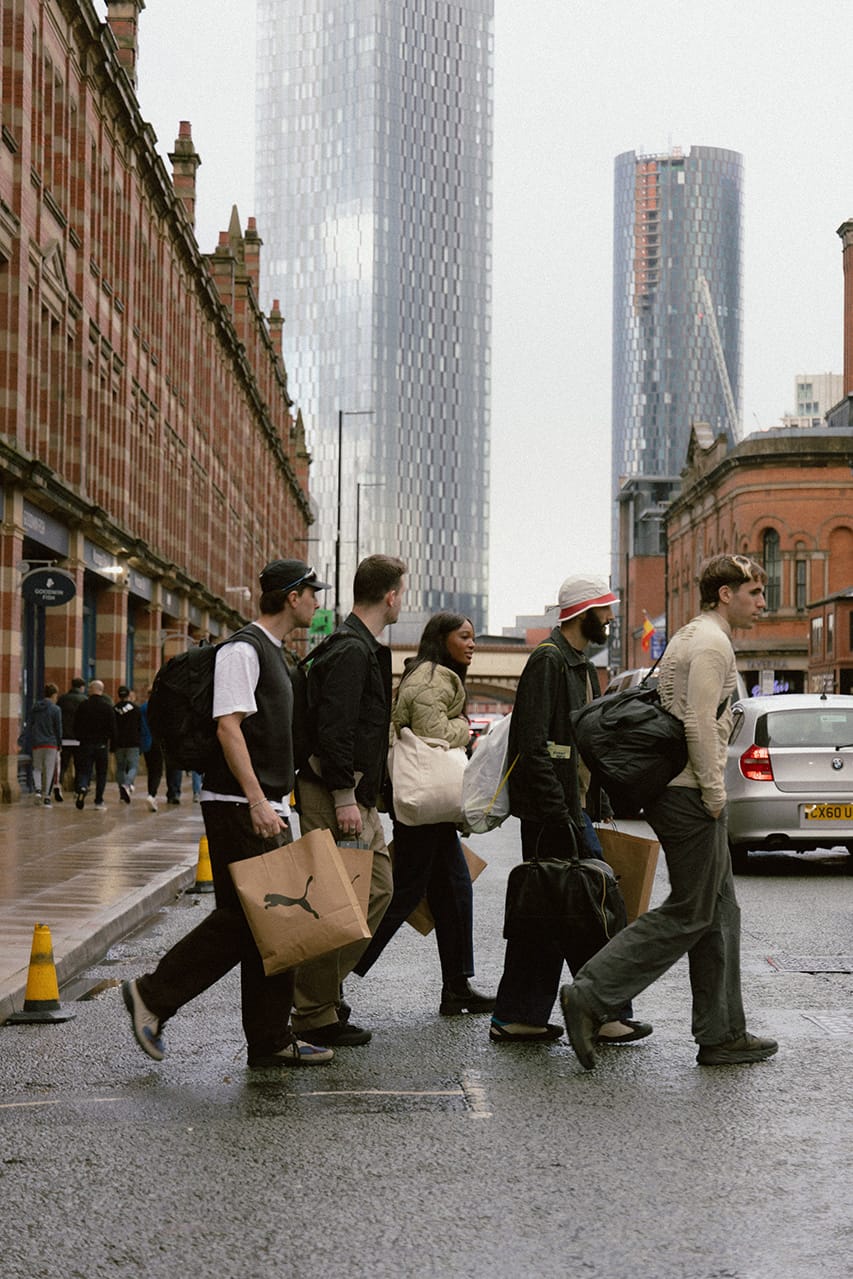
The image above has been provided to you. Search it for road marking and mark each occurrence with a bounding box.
[296,1089,464,1098]
[460,1069,493,1119]
[0,1097,121,1111]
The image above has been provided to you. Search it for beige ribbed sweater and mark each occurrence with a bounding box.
[656,610,738,814]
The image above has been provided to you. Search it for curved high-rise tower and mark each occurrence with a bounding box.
[611,145,743,583]
[255,1,493,640]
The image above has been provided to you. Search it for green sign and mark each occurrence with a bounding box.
[310,608,335,635]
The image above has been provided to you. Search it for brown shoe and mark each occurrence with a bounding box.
[696,1032,778,1065]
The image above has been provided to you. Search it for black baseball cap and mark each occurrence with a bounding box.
[259,560,331,594]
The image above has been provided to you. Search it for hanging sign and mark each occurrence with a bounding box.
[21,568,77,607]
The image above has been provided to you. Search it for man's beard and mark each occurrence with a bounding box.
[580,611,609,646]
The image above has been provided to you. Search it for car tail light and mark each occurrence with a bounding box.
[739,744,774,782]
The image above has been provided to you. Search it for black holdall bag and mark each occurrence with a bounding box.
[503,824,626,954]
[569,655,687,814]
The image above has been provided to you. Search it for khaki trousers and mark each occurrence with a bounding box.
[292,774,393,1033]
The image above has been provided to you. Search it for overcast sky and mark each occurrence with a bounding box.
[111,0,852,632]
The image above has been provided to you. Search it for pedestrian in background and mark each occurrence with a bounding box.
[113,685,142,804]
[57,676,86,796]
[353,611,495,1016]
[74,679,115,812]
[28,683,62,806]
[562,554,778,1070]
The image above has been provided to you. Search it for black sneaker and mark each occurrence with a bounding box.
[119,784,131,804]
[53,787,64,803]
[303,1020,372,1046]
[75,788,87,810]
[696,1032,778,1066]
[440,982,496,1015]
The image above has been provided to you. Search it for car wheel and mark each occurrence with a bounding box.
[728,841,750,874]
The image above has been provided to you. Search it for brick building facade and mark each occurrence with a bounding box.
[0,0,312,798]
[665,424,853,695]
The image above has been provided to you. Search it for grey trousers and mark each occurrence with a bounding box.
[291,775,393,1033]
[572,787,746,1046]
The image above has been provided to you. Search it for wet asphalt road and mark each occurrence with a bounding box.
[1,818,851,1279]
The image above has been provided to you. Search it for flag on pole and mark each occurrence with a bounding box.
[641,611,655,652]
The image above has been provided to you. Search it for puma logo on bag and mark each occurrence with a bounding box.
[263,876,319,919]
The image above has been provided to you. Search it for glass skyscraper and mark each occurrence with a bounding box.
[255,1,493,640]
[611,145,743,574]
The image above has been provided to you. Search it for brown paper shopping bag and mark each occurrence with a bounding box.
[230,827,370,975]
[595,826,660,922]
[396,841,488,937]
[336,843,374,923]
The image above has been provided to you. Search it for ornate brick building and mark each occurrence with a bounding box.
[665,424,853,694]
[0,0,311,797]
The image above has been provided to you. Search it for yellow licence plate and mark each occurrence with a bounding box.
[802,803,853,821]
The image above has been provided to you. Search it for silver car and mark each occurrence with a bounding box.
[726,693,853,871]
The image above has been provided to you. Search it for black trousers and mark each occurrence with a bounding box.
[137,802,294,1056]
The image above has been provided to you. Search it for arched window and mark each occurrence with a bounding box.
[763,529,781,611]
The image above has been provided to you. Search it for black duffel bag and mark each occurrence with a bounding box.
[569,681,687,814]
[503,825,626,954]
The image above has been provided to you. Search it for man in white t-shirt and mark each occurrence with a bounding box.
[122,560,337,1069]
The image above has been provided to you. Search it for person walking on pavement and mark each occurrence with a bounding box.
[74,680,115,811]
[28,683,62,806]
[291,554,404,1047]
[57,676,86,797]
[113,685,142,804]
[562,554,779,1071]
[490,574,651,1046]
[353,611,495,1016]
[122,559,335,1069]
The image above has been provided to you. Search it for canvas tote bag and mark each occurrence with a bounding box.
[388,726,467,826]
[230,827,370,976]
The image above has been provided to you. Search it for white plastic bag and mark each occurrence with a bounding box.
[461,713,516,833]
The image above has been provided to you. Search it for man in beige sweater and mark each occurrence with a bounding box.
[562,554,779,1070]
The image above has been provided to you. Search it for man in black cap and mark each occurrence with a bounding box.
[122,559,337,1069]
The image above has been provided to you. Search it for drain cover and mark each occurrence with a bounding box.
[766,954,853,973]
[801,1011,853,1036]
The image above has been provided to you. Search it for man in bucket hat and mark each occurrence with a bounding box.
[489,573,652,1047]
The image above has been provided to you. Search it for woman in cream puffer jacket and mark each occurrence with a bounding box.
[352,612,495,1015]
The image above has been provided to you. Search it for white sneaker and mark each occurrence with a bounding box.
[121,979,165,1061]
[94,802,107,812]
[147,794,158,812]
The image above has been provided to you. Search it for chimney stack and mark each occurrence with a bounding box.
[169,121,202,230]
[105,0,145,90]
[838,220,853,395]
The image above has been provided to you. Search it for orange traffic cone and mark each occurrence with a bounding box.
[6,923,76,1023]
[189,834,214,894]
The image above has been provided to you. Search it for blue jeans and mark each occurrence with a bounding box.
[494,813,632,1026]
[573,788,745,1046]
[114,746,140,790]
[354,820,475,985]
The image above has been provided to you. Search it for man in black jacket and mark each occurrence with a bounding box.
[74,680,115,811]
[490,574,652,1047]
[57,677,86,795]
[292,553,405,1046]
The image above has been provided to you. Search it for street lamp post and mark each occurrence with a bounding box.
[355,481,385,566]
[335,408,373,624]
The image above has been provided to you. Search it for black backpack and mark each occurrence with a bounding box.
[147,628,263,772]
[569,681,688,814]
[289,632,344,772]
